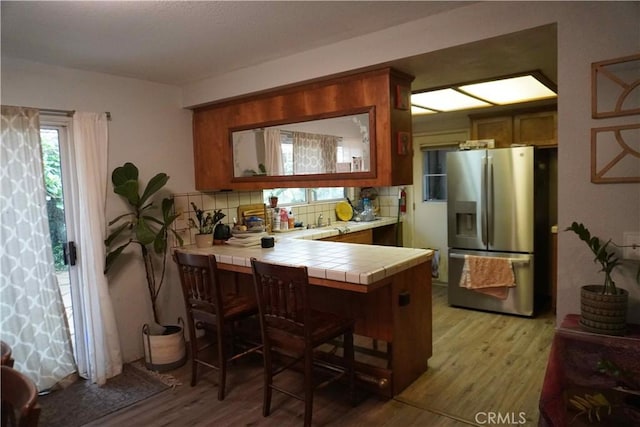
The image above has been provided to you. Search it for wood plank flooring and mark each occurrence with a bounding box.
[88,285,555,426]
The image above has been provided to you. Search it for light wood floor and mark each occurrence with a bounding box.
[88,285,555,426]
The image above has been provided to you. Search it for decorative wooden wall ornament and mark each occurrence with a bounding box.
[591,53,640,119]
[397,131,411,155]
[395,85,410,110]
[591,123,640,183]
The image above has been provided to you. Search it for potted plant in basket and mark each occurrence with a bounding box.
[566,221,630,335]
[104,162,186,371]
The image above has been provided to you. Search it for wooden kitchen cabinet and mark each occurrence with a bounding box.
[321,229,373,244]
[321,223,401,246]
[191,67,414,191]
[470,106,557,148]
[514,110,557,146]
[470,115,513,148]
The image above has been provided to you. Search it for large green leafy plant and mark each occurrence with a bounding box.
[566,222,622,295]
[104,162,182,324]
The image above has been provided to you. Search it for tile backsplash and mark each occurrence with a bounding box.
[171,186,404,246]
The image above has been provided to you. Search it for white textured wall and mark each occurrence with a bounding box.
[1,58,194,361]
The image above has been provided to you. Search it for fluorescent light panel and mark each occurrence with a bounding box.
[411,73,556,113]
[411,105,437,115]
[459,75,557,105]
[412,88,491,112]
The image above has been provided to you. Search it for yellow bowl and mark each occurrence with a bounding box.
[335,201,354,221]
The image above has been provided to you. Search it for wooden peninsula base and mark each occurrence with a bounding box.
[219,258,432,398]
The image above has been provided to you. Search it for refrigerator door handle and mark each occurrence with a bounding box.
[481,155,487,246]
[487,156,494,246]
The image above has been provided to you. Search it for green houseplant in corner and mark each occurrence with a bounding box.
[104,162,186,370]
[566,221,629,336]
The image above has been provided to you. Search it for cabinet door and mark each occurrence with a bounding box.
[471,116,513,148]
[514,111,557,146]
[321,229,373,244]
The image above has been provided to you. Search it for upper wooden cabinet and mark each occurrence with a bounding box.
[192,68,414,191]
[513,110,557,146]
[470,107,557,148]
[470,115,513,148]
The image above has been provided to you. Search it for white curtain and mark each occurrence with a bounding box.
[0,105,76,390]
[264,128,283,176]
[292,131,338,174]
[71,112,122,385]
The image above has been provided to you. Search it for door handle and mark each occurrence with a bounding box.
[481,156,487,245]
[487,156,494,246]
[63,241,77,266]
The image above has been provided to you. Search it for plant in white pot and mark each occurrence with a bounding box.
[566,221,630,336]
[104,162,186,371]
[188,202,216,248]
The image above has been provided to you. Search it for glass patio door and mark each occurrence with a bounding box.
[40,117,79,355]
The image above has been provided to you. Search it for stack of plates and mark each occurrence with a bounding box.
[225,232,268,247]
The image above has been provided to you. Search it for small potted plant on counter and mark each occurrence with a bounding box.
[188,202,215,248]
[565,221,636,336]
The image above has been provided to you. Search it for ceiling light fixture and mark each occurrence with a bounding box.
[411,71,557,114]
[411,105,438,115]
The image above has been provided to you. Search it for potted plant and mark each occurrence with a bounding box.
[104,162,186,371]
[188,202,216,248]
[566,221,629,335]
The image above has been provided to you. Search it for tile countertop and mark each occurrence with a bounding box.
[181,217,433,290]
[273,216,399,240]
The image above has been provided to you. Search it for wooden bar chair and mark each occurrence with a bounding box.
[250,258,355,427]
[174,251,262,401]
[1,341,14,367]
[1,365,40,427]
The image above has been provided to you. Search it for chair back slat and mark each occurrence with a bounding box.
[175,252,224,323]
[252,260,309,340]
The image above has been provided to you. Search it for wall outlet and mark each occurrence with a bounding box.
[623,231,640,260]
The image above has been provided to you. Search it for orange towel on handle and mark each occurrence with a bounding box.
[459,255,516,300]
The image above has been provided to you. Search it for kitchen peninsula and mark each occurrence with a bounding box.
[181,221,433,397]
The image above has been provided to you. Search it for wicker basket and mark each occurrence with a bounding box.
[580,285,628,336]
[142,321,187,372]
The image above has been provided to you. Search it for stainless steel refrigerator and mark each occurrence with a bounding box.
[446,146,550,317]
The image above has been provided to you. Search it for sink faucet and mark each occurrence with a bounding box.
[317,213,324,227]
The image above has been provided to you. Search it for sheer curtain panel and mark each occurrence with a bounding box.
[0,105,76,390]
[264,128,284,176]
[71,112,122,385]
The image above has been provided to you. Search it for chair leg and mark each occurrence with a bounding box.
[344,329,356,406]
[303,349,314,427]
[217,330,227,401]
[190,331,198,387]
[263,347,273,417]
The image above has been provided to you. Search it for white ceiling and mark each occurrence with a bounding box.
[1,0,556,115]
[1,1,471,86]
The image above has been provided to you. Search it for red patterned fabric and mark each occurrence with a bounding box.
[539,314,640,426]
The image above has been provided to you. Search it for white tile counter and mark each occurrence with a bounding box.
[273,216,399,240]
[180,217,432,292]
